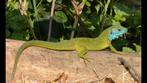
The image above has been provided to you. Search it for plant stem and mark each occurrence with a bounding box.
[70,16,78,39]
[118,57,141,83]
[33,0,43,39]
[47,0,56,41]
[27,15,37,40]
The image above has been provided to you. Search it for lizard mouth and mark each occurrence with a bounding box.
[117,34,126,39]
[113,34,126,40]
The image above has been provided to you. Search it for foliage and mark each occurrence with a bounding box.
[6,10,30,40]
[53,11,68,23]
[6,0,141,52]
[123,43,141,55]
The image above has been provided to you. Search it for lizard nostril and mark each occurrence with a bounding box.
[111,32,113,34]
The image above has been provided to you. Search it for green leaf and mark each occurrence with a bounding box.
[56,0,62,4]
[10,33,25,40]
[97,1,104,7]
[122,47,136,53]
[113,6,129,22]
[6,10,28,32]
[25,32,30,40]
[95,5,100,14]
[53,11,68,23]
[104,0,110,15]
[7,1,19,10]
[133,43,141,55]
[47,0,52,3]
[13,2,19,9]
[89,26,95,31]
[86,1,91,7]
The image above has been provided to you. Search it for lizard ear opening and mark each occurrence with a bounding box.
[108,30,116,41]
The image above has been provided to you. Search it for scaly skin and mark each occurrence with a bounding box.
[11,25,127,79]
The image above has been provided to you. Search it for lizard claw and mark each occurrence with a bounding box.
[79,56,93,62]
[115,51,126,55]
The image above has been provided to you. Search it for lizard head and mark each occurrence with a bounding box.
[108,25,128,41]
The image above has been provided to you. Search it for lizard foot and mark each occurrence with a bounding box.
[79,56,94,62]
[115,51,126,55]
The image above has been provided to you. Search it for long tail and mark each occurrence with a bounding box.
[10,40,67,80]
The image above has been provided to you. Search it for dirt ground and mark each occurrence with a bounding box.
[6,39,141,83]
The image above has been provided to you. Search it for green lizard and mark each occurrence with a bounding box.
[11,25,128,79]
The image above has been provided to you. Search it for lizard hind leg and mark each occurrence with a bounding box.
[75,45,90,62]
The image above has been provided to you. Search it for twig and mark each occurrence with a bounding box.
[47,0,56,41]
[70,0,86,39]
[27,15,37,40]
[118,57,141,83]
[53,72,68,82]
[70,16,79,38]
[19,0,37,39]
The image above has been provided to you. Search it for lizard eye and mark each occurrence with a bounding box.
[118,29,121,31]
